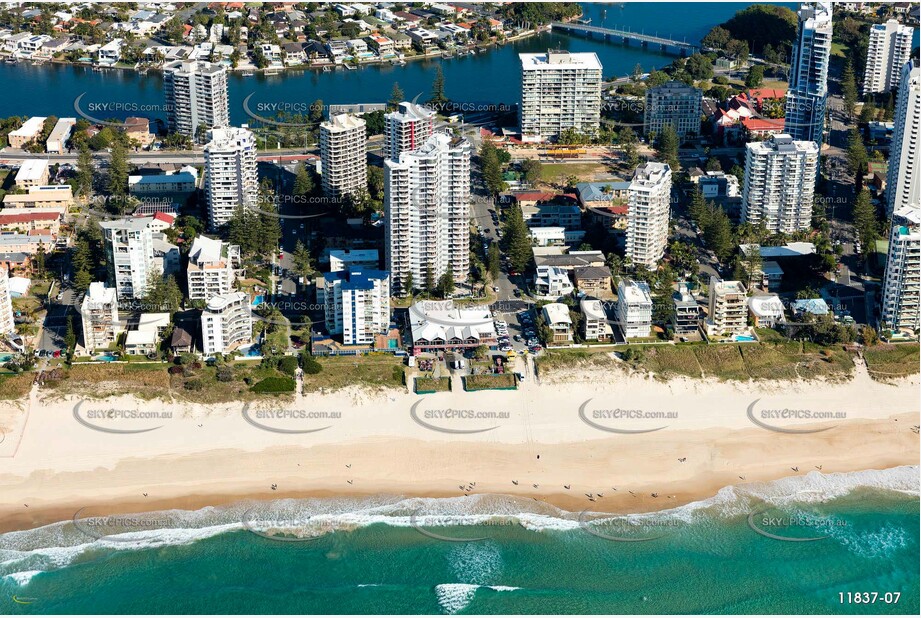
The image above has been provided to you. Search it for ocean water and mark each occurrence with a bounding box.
[1,467,918,614]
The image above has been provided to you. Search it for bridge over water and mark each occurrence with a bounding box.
[551,22,700,57]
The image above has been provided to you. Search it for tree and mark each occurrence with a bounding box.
[726,39,749,64]
[702,26,731,49]
[403,272,414,297]
[436,271,455,298]
[76,145,95,197]
[744,64,764,88]
[107,140,129,200]
[846,128,868,178]
[705,157,722,172]
[852,189,878,254]
[64,315,76,359]
[841,58,858,118]
[656,124,680,171]
[387,82,404,110]
[487,243,500,281]
[308,98,324,124]
[502,204,533,273]
[291,240,315,280]
[34,243,46,278]
[520,158,542,186]
[685,53,713,81]
[479,141,506,197]
[618,127,640,168]
[293,163,314,197]
[429,65,448,109]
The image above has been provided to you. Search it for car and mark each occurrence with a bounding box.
[513,335,521,341]
[529,345,543,353]
[492,286,499,293]
[499,344,513,352]
[53,350,61,358]
[513,289,522,297]
[55,292,64,301]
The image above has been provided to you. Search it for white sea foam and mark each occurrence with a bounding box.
[3,570,41,586]
[434,583,479,614]
[1,466,915,582]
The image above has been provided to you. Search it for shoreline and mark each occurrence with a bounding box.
[2,365,917,536]
[0,29,546,80]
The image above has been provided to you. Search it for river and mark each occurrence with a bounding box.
[0,3,775,127]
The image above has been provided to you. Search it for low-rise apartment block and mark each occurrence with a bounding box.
[80,282,121,353]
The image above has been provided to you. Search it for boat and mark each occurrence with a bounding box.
[397,59,406,66]
[264,68,280,75]
[6,56,18,64]
[242,69,254,76]
[92,65,103,72]
[344,63,357,70]
[322,65,332,72]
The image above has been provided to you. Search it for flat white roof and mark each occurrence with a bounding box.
[10,117,47,137]
[520,51,603,71]
[14,159,49,182]
[542,302,572,325]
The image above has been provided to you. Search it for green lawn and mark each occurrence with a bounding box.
[415,376,450,393]
[464,373,516,391]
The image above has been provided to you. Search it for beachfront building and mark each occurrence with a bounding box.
[542,302,573,344]
[615,279,653,340]
[742,134,819,233]
[383,101,435,161]
[124,313,170,356]
[187,235,238,300]
[204,127,258,229]
[408,300,497,354]
[0,267,14,335]
[534,264,575,299]
[886,59,920,219]
[320,113,368,199]
[573,266,612,297]
[862,20,914,95]
[79,282,121,353]
[626,162,672,268]
[749,295,786,328]
[14,160,50,189]
[672,284,700,335]
[581,298,613,342]
[45,118,76,154]
[8,117,46,149]
[163,60,230,138]
[705,277,748,337]
[519,50,602,142]
[644,81,702,139]
[323,268,391,345]
[784,1,832,147]
[329,249,380,272]
[201,291,252,356]
[99,217,156,300]
[881,205,920,333]
[384,133,470,296]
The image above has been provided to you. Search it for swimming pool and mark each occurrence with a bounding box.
[95,354,118,362]
[733,335,757,342]
[0,353,13,363]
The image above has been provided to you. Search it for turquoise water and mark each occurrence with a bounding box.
[1,468,917,614]
[93,354,117,362]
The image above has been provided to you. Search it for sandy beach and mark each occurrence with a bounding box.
[1,362,918,534]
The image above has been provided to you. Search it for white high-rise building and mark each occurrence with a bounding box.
[201,291,252,355]
[615,279,653,340]
[187,235,238,300]
[79,282,121,353]
[0,266,14,335]
[706,277,748,336]
[204,127,259,229]
[323,268,391,345]
[784,1,832,147]
[742,134,819,233]
[163,60,230,138]
[862,20,914,96]
[99,217,156,300]
[383,101,435,161]
[881,205,920,332]
[384,133,470,296]
[626,162,671,268]
[320,113,367,198]
[519,50,602,142]
[886,59,920,219]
